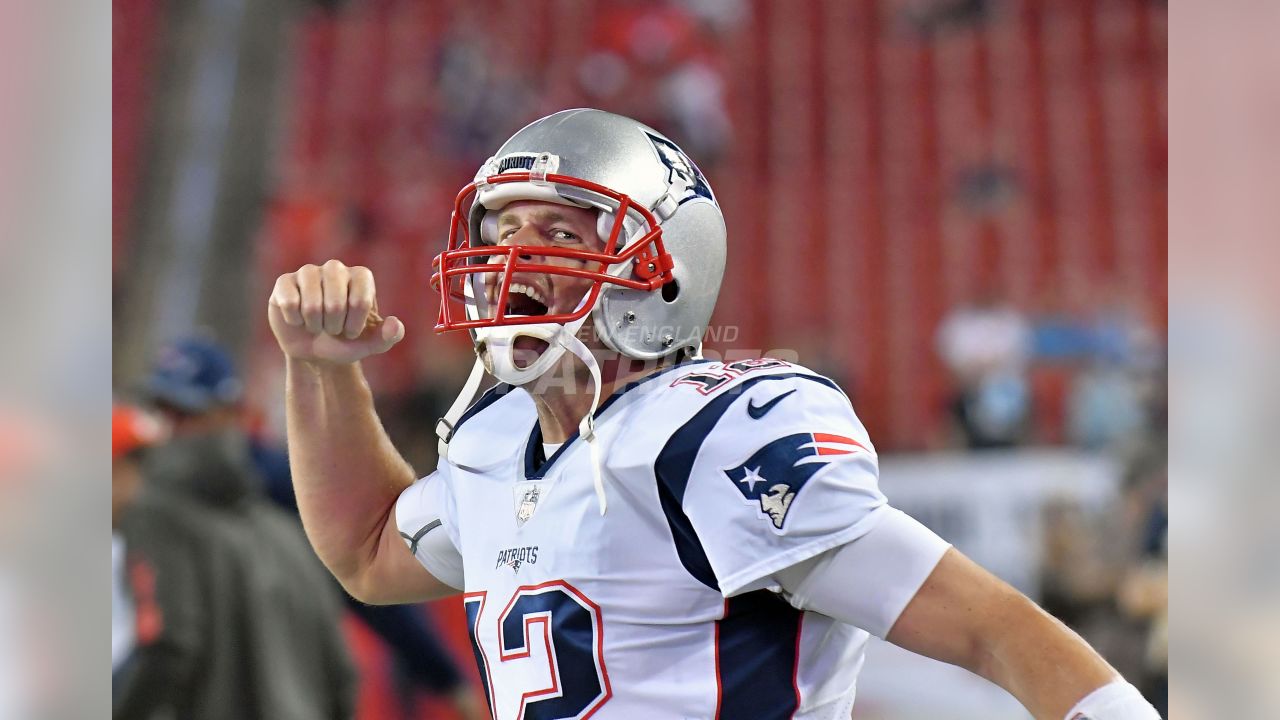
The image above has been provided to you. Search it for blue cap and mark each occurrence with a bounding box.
[146,337,243,413]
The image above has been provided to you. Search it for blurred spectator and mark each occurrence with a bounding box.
[115,400,355,720]
[151,336,483,720]
[953,160,1021,216]
[899,0,991,34]
[1067,364,1146,450]
[1037,286,1162,450]
[936,286,1032,448]
[433,11,538,167]
[135,339,357,719]
[677,0,748,35]
[262,424,486,720]
[1038,434,1168,715]
[1120,531,1167,715]
[113,401,204,720]
[112,404,169,676]
[577,0,734,163]
[1117,446,1168,715]
[1089,290,1161,372]
[659,57,731,163]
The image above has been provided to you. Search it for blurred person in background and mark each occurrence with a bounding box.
[1067,358,1147,450]
[1118,451,1168,716]
[575,0,733,164]
[113,401,204,719]
[112,403,166,677]
[147,336,483,720]
[137,339,356,720]
[1039,408,1168,715]
[936,283,1033,449]
[1066,288,1163,451]
[263,395,488,720]
[269,109,1159,720]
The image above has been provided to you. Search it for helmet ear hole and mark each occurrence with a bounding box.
[661,278,680,303]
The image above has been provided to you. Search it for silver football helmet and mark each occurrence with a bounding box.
[431,108,727,384]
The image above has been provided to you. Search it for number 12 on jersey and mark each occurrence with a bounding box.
[464,581,612,719]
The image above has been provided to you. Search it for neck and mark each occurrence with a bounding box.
[529,353,675,443]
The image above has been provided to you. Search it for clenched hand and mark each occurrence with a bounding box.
[268,260,405,365]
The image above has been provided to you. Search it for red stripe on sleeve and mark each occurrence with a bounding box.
[811,433,868,454]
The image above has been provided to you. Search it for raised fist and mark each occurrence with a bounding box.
[268,260,405,365]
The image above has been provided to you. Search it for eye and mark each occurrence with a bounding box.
[551,229,579,243]
[499,228,518,241]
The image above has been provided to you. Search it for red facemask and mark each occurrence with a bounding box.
[430,172,676,333]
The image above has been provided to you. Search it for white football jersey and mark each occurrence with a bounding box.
[397,359,947,720]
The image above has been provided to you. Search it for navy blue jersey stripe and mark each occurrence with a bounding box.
[523,358,715,479]
[653,373,841,590]
[462,595,494,716]
[716,591,803,719]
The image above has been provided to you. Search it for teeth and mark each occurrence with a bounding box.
[508,282,547,307]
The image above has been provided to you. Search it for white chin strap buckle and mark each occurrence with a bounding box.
[436,357,488,459]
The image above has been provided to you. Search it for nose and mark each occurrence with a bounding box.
[497,222,545,262]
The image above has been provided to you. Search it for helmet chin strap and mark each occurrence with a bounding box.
[438,298,610,515]
[435,357,487,460]
[555,328,607,515]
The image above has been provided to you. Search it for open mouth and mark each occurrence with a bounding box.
[505,283,552,369]
[505,282,550,318]
[512,336,551,368]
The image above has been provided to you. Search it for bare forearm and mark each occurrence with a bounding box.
[888,549,1124,720]
[285,357,415,585]
[974,591,1118,719]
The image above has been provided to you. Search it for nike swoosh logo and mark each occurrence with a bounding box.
[400,519,442,555]
[747,389,796,419]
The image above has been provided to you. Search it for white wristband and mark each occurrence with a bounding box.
[1065,680,1161,720]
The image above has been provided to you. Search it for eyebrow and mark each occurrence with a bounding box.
[496,209,574,227]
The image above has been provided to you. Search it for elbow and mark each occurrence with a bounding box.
[316,550,383,605]
[317,526,396,604]
[333,571,371,604]
[331,548,422,606]
[335,569,393,606]
[329,554,403,605]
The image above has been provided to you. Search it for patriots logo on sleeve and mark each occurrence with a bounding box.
[723,433,868,529]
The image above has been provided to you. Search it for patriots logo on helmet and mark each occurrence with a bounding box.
[645,131,715,205]
[723,433,868,529]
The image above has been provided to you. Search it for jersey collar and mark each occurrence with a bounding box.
[523,358,715,479]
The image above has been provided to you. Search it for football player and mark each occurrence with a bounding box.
[269,109,1160,719]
